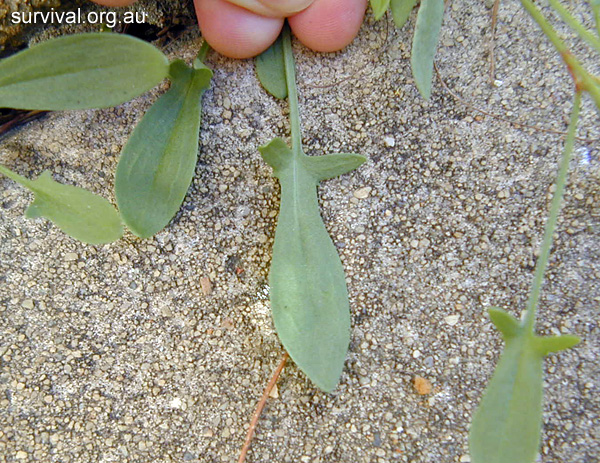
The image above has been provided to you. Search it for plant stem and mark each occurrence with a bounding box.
[281,24,303,155]
[196,41,211,62]
[523,91,581,332]
[520,0,600,104]
[547,0,600,53]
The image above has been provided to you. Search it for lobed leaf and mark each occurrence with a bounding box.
[470,313,579,463]
[115,59,212,238]
[371,0,391,20]
[411,0,445,99]
[0,166,123,244]
[259,138,365,392]
[0,33,170,110]
[469,334,545,463]
[391,0,418,29]
[256,34,287,99]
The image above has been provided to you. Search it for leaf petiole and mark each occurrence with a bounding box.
[282,25,303,154]
[523,91,582,332]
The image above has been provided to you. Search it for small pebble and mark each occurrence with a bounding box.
[353,187,372,199]
[413,376,432,395]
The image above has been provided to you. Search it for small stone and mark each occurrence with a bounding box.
[444,315,460,326]
[383,136,396,147]
[183,451,197,461]
[64,252,78,261]
[21,299,34,309]
[413,376,432,395]
[353,187,372,199]
[200,277,212,296]
[268,383,279,399]
[170,397,183,409]
[16,451,28,459]
[202,427,214,437]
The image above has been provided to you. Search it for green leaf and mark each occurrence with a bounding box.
[371,0,391,20]
[411,0,445,99]
[469,319,579,463]
[391,0,418,29]
[115,59,212,238]
[259,138,365,392]
[0,166,123,244]
[256,33,287,99]
[0,33,169,110]
[469,334,545,463]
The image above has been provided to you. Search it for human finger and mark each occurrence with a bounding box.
[194,0,284,59]
[226,0,313,17]
[288,0,367,53]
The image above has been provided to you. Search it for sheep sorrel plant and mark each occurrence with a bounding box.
[466,0,599,461]
[0,1,595,461]
[0,25,364,393]
[256,26,366,392]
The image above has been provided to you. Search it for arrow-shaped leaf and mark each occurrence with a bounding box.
[260,138,365,392]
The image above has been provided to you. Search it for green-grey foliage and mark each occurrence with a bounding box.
[0,33,169,110]
[114,59,212,238]
[370,0,391,20]
[469,309,579,463]
[469,91,582,463]
[260,140,364,391]
[0,166,123,244]
[391,0,418,29]
[256,34,287,99]
[259,26,366,392]
[411,0,445,99]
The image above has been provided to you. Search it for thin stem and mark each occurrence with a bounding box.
[547,0,600,53]
[520,0,600,104]
[281,24,303,154]
[196,41,211,62]
[523,91,581,332]
[238,353,288,463]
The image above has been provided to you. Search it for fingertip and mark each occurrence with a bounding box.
[194,0,284,59]
[288,0,367,53]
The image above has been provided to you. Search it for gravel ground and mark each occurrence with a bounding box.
[0,0,599,462]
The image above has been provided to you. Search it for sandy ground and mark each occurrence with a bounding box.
[0,0,599,462]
